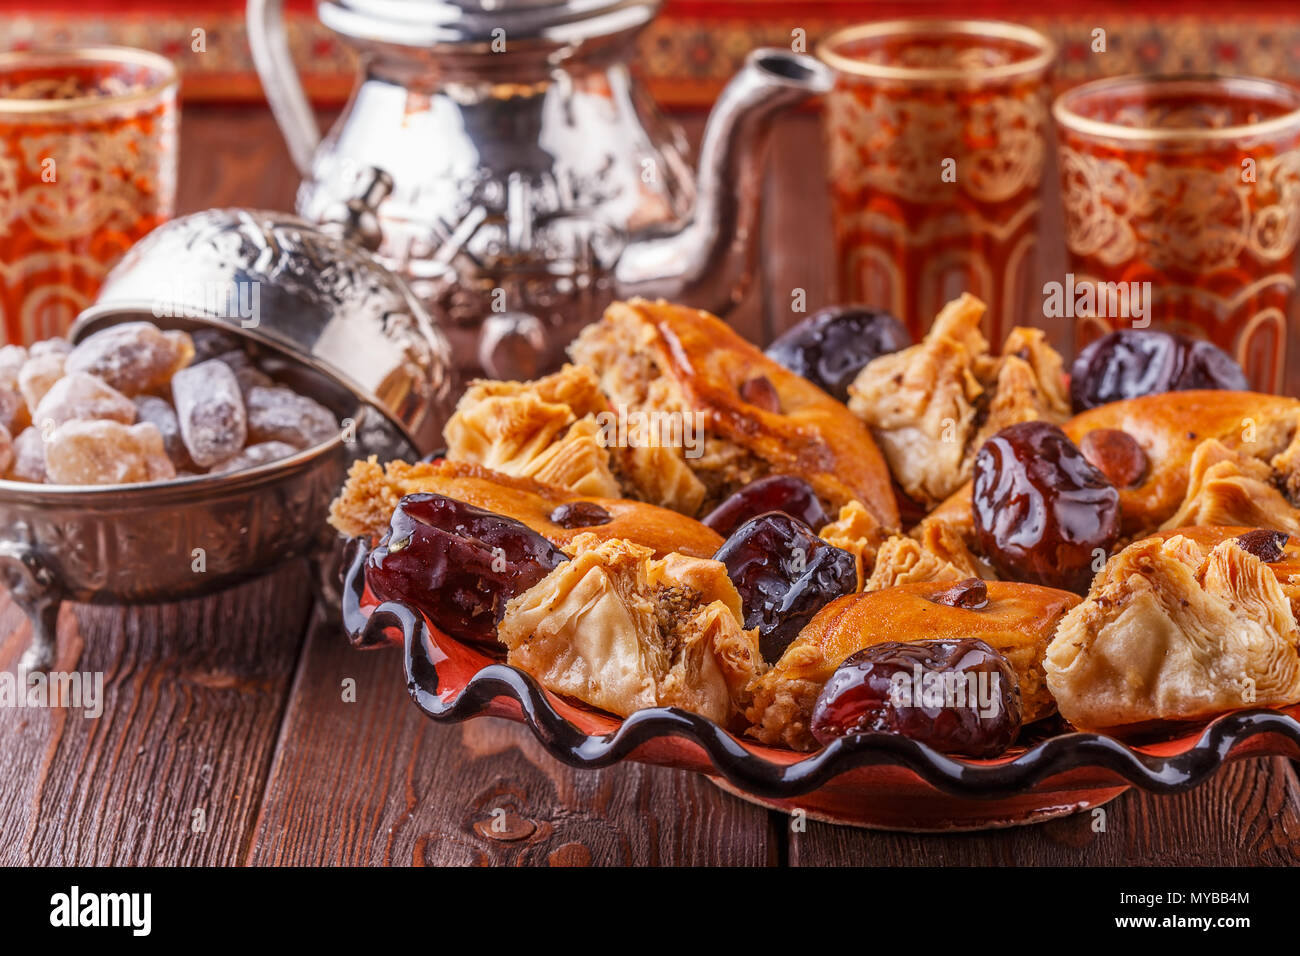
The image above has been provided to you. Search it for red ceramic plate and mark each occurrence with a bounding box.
[341,540,1300,831]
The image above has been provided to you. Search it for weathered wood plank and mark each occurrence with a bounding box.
[761,112,836,344]
[177,106,317,213]
[0,562,314,865]
[790,758,1300,866]
[247,610,778,866]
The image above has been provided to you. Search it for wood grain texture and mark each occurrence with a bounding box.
[177,106,326,212]
[247,610,777,866]
[0,562,314,866]
[761,112,836,345]
[790,758,1300,866]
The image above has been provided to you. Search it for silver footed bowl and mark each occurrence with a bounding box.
[1,208,455,672]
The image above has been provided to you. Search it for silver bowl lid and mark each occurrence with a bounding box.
[74,206,455,454]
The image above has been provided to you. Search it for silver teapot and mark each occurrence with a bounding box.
[247,0,830,379]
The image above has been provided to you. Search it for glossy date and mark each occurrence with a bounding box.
[714,512,856,663]
[366,493,566,646]
[810,638,1022,757]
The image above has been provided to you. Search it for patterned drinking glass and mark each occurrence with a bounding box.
[818,19,1055,344]
[0,47,178,345]
[1054,74,1300,393]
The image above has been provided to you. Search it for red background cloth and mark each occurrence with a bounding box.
[1,0,1299,107]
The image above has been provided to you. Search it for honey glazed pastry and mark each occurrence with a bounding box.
[569,298,900,529]
[336,295,1300,758]
[330,456,725,559]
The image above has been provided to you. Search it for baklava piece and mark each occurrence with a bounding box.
[818,500,891,590]
[1045,534,1300,733]
[1144,526,1300,623]
[864,523,987,592]
[1161,439,1300,535]
[1064,390,1300,537]
[497,534,765,725]
[846,294,987,507]
[746,580,1079,750]
[847,293,1068,508]
[968,326,1071,454]
[820,484,989,591]
[569,298,900,528]
[328,456,725,559]
[443,363,620,498]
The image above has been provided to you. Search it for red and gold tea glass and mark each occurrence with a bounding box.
[0,47,177,345]
[1054,74,1300,394]
[818,20,1055,344]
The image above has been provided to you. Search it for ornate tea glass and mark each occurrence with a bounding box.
[0,47,178,345]
[1054,74,1300,394]
[819,20,1055,344]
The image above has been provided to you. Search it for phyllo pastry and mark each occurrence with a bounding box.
[569,298,900,530]
[328,456,724,559]
[819,486,989,592]
[497,534,765,725]
[1143,526,1300,621]
[1045,532,1300,733]
[1063,390,1300,538]
[1160,439,1300,535]
[863,523,988,592]
[818,500,891,589]
[442,363,620,498]
[847,293,1069,508]
[746,580,1079,750]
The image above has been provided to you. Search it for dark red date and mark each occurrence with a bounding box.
[702,474,829,538]
[929,577,988,610]
[549,501,612,528]
[1236,529,1289,563]
[1070,329,1248,412]
[366,493,566,647]
[713,512,856,663]
[810,638,1022,757]
[764,305,910,402]
[972,421,1120,593]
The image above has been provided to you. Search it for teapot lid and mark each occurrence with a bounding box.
[319,0,659,48]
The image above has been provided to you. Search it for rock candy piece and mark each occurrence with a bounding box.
[0,346,27,433]
[0,424,12,474]
[209,440,298,475]
[245,385,339,449]
[17,352,66,411]
[32,373,136,431]
[0,344,28,381]
[191,328,243,363]
[236,366,273,394]
[0,386,26,435]
[65,322,195,395]
[44,420,176,485]
[214,349,273,394]
[29,337,71,359]
[10,426,45,482]
[172,359,247,467]
[133,394,190,468]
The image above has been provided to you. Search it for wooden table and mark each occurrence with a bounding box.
[3,108,1300,866]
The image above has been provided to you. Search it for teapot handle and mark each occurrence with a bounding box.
[247,0,321,174]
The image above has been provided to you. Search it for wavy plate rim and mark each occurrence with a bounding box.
[342,538,1300,802]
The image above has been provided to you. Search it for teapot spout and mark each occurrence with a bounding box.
[614,49,832,314]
